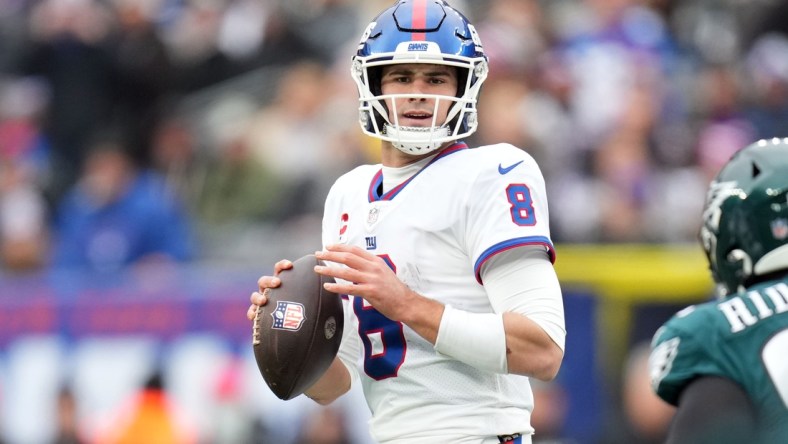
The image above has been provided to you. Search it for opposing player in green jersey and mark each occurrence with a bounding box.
[649,138,788,444]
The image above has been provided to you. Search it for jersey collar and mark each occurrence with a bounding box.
[367,142,468,202]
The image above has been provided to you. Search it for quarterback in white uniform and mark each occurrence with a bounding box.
[249,1,566,443]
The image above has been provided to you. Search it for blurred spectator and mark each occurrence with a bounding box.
[475,0,546,80]
[518,50,579,178]
[196,94,282,225]
[621,342,675,442]
[208,357,255,444]
[0,1,28,72]
[694,64,756,181]
[553,0,676,150]
[474,76,533,151]
[108,0,173,166]
[0,79,51,272]
[231,2,322,71]
[50,134,194,273]
[600,342,675,444]
[148,115,204,210]
[216,0,269,63]
[0,157,48,272]
[96,372,196,444]
[591,82,656,242]
[742,33,788,140]
[294,406,353,444]
[279,0,361,64]
[246,60,357,222]
[53,387,86,444]
[0,77,52,177]
[530,380,576,444]
[163,0,237,93]
[753,1,788,40]
[20,0,117,200]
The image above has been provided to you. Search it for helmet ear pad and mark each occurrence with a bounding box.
[367,66,391,134]
[453,66,471,134]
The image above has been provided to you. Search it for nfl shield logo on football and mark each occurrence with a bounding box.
[771,218,788,240]
[271,301,306,331]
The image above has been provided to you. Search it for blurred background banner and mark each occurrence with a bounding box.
[0,267,255,345]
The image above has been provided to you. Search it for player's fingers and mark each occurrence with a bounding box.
[314,263,368,285]
[247,304,258,321]
[324,280,368,298]
[315,249,347,264]
[257,276,281,292]
[273,259,293,274]
[316,249,374,271]
[250,290,269,306]
[324,244,377,260]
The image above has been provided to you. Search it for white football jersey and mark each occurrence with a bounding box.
[321,142,555,443]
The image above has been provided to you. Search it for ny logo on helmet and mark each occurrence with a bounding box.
[357,22,377,50]
[467,24,484,52]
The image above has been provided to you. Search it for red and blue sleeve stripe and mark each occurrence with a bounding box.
[474,236,556,284]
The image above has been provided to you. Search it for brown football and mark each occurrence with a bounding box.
[252,254,344,400]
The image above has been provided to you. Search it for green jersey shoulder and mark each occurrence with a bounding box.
[649,278,788,434]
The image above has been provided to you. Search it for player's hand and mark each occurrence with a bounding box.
[247,259,293,321]
[314,244,414,322]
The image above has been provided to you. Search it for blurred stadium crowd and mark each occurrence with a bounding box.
[2,0,788,274]
[0,0,786,443]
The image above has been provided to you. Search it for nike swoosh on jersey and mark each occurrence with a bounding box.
[498,160,524,175]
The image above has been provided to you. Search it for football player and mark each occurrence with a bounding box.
[248,1,565,442]
[649,138,788,443]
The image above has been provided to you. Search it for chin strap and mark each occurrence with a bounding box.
[384,124,451,155]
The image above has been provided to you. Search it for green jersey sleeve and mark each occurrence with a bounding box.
[649,306,728,406]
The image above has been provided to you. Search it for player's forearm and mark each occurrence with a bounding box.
[502,312,563,380]
[432,304,563,378]
[479,248,566,379]
[398,288,445,344]
[304,358,351,405]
